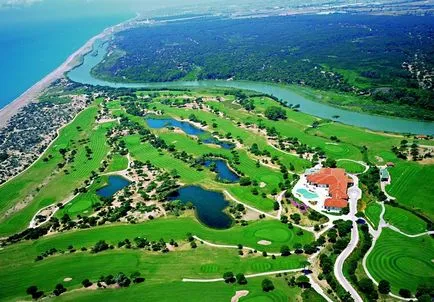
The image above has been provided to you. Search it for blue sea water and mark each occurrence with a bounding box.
[0,1,132,109]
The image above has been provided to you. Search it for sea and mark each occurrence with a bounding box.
[0,0,133,109]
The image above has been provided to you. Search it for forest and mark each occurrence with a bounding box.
[93,14,434,119]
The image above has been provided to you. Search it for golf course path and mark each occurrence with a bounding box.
[308,275,333,302]
[333,175,363,302]
[385,224,434,238]
[224,190,276,219]
[275,190,285,219]
[28,192,78,229]
[182,268,304,283]
[193,235,282,256]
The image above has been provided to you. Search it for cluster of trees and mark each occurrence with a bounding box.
[359,167,386,202]
[264,106,287,121]
[93,15,434,119]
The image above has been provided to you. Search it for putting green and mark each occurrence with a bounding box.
[254,228,290,242]
[366,228,434,293]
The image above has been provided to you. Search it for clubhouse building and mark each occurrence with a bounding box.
[306,168,353,212]
[293,167,354,213]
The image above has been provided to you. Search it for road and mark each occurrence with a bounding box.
[333,175,363,302]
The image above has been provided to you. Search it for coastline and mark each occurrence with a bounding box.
[0,17,134,129]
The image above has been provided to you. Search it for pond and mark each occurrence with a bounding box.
[168,186,233,229]
[67,39,434,135]
[204,159,239,183]
[96,175,130,198]
[146,117,234,149]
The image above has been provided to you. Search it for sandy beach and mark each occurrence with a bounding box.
[0,18,134,129]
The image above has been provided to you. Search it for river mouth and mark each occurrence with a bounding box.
[66,39,434,135]
[96,175,130,198]
[167,186,233,229]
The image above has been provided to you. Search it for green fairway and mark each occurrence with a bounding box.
[57,276,304,302]
[366,228,434,294]
[0,101,112,237]
[336,160,366,174]
[383,205,428,235]
[364,203,382,229]
[0,217,312,301]
[106,153,128,172]
[386,162,434,219]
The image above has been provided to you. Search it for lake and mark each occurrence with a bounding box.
[96,175,130,198]
[68,39,434,135]
[145,117,234,149]
[204,159,240,183]
[168,186,233,229]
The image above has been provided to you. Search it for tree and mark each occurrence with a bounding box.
[26,286,44,300]
[378,280,391,294]
[359,278,375,295]
[416,284,434,299]
[280,245,291,256]
[53,283,66,296]
[399,288,412,298]
[115,272,131,287]
[262,278,275,292]
[324,158,337,168]
[236,273,248,285]
[296,275,310,288]
[223,272,235,283]
[239,177,252,186]
[81,279,93,288]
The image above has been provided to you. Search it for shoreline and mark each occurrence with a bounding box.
[0,17,135,129]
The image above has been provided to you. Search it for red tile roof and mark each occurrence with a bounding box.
[325,198,348,208]
[306,168,351,209]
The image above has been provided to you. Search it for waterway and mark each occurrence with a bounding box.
[67,38,434,135]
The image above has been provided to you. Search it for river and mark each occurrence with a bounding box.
[68,39,434,135]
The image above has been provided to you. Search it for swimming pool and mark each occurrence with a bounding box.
[297,188,318,199]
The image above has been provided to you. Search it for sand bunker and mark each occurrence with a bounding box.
[231,290,249,302]
[257,240,272,245]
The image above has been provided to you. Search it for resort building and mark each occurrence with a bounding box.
[380,168,390,182]
[306,168,353,212]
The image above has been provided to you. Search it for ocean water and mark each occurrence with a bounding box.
[0,1,132,109]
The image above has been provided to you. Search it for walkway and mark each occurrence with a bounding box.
[182,268,304,283]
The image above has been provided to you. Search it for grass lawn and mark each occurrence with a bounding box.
[336,160,366,174]
[364,203,382,229]
[366,228,434,294]
[383,205,428,235]
[386,162,434,220]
